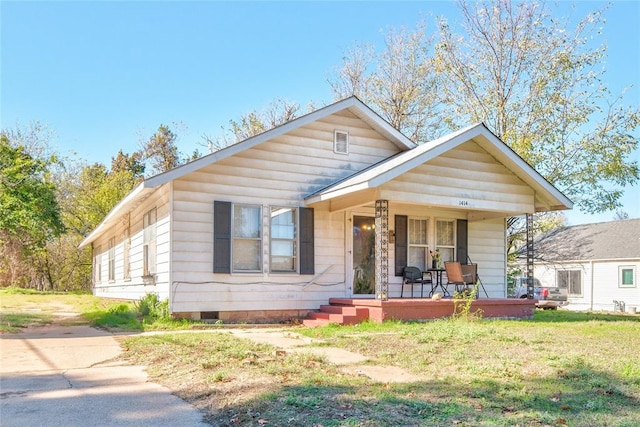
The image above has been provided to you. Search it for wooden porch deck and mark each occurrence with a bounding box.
[303,297,536,327]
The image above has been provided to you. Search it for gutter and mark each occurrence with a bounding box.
[590,259,595,311]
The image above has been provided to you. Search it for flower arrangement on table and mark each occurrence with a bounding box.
[430,249,442,269]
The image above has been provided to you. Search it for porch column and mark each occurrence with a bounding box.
[375,200,389,300]
[526,213,534,299]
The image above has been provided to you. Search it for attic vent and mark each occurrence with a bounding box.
[334,130,349,154]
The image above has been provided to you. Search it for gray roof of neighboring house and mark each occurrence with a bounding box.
[533,218,640,262]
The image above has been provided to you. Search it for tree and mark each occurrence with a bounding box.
[143,124,181,175]
[330,0,639,215]
[203,98,305,150]
[0,133,64,249]
[329,24,444,142]
[0,129,65,289]
[614,210,629,221]
[111,149,145,177]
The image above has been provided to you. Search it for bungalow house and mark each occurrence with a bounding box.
[529,219,640,313]
[78,96,572,323]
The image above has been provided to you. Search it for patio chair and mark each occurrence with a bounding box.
[402,266,433,298]
[444,262,475,296]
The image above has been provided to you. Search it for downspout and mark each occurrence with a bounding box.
[590,259,595,311]
[169,180,174,314]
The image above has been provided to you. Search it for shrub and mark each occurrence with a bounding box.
[135,293,170,320]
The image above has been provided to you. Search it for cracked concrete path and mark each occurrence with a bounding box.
[1,325,209,426]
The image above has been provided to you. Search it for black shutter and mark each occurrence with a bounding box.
[213,201,231,273]
[395,215,408,276]
[457,219,468,263]
[299,207,314,274]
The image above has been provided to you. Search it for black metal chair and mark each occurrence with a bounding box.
[402,266,433,298]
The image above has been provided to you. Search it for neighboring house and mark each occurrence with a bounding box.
[529,219,640,312]
[79,97,572,322]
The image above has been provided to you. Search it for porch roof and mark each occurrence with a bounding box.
[304,123,573,215]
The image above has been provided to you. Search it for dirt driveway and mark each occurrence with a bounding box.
[0,324,209,426]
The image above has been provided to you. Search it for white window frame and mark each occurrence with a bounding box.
[108,237,116,282]
[270,206,298,273]
[557,269,582,296]
[619,265,636,288]
[333,130,349,155]
[95,249,102,283]
[435,219,456,263]
[123,227,131,281]
[143,208,157,276]
[408,217,429,271]
[232,204,262,273]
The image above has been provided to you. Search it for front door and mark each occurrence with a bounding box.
[352,215,376,296]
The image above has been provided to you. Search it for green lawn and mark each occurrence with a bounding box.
[121,311,640,427]
[3,289,638,426]
[0,287,195,333]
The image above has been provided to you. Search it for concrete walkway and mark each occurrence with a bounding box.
[1,323,419,426]
[224,328,421,383]
[0,325,209,427]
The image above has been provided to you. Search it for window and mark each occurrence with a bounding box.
[271,207,297,272]
[214,202,313,275]
[557,269,582,296]
[436,219,455,262]
[619,266,636,288]
[334,130,349,154]
[108,237,115,281]
[232,204,262,272]
[95,250,102,283]
[143,208,157,276]
[408,218,429,270]
[123,228,130,280]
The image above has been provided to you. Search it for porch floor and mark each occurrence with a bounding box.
[303,297,536,327]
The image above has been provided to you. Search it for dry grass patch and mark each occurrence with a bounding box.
[122,312,640,426]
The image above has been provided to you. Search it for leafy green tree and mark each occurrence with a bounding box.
[0,134,64,248]
[0,130,65,288]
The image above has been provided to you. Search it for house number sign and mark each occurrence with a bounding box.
[458,200,469,206]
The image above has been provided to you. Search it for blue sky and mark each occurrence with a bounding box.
[2,1,639,225]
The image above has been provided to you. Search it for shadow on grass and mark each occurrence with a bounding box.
[199,364,640,427]
[530,310,640,323]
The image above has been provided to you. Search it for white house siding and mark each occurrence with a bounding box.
[382,205,506,298]
[534,259,640,312]
[93,186,171,301]
[380,140,534,214]
[169,110,400,315]
[467,218,507,298]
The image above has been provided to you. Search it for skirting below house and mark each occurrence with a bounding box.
[173,309,312,324]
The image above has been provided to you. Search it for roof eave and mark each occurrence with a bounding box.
[145,96,416,189]
[78,182,154,249]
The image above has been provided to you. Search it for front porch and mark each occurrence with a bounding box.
[302,297,536,327]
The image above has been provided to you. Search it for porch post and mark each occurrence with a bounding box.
[526,213,534,299]
[375,200,389,300]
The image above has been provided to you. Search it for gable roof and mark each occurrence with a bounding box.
[305,122,573,213]
[533,218,640,262]
[79,97,415,248]
[144,96,416,189]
